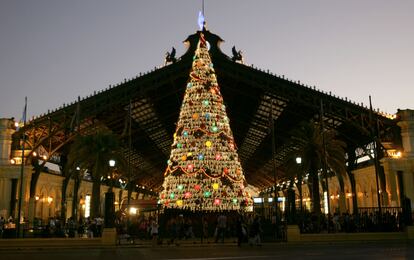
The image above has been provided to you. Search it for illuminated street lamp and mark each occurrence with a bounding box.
[296,157,302,164]
[296,157,303,214]
[109,159,116,167]
[105,159,116,228]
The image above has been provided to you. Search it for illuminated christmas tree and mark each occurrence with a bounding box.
[159,33,252,211]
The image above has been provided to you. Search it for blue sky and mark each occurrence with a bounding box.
[1,0,413,120]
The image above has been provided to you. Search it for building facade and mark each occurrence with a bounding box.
[0,118,150,223]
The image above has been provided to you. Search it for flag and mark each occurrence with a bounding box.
[198,11,205,31]
[16,97,27,131]
[22,96,27,124]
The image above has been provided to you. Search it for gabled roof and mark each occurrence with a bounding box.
[14,29,401,192]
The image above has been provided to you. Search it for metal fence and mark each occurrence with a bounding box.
[298,207,406,234]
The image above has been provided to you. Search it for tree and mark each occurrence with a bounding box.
[61,158,83,222]
[67,130,126,219]
[159,33,251,211]
[290,120,347,214]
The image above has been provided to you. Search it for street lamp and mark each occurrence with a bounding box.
[296,157,302,164]
[109,159,116,167]
[105,159,116,228]
[296,157,303,218]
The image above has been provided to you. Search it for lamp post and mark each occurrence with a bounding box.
[296,157,303,215]
[105,160,116,228]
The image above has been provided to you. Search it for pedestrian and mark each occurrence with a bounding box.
[184,218,194,239]
[150,218,159,246]
[236,215,246,246]
[0,216,5,238]
[168,218,179,246]
[215,213,227,243]
[202,218,209,240]
[248,216,261,246]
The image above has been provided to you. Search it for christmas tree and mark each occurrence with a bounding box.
[159,33,251,211]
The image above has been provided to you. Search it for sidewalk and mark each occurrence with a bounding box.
[118,237,241,247]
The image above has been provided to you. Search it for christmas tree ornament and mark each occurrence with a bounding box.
[212,183,219,190]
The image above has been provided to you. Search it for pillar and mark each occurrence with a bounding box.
[10,178,18,219]
[397,110,414,157]
[27,197,36,225]
[396,109,414,212]
[0,118,15,166]
[66,197,73,219]
[0,178,12,217]
[0,118,16,218]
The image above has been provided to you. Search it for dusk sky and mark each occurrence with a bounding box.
[1,1,413,120]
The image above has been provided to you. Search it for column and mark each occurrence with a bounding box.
[396,109,414,211]
[0,118,15,165]
[397,110,414,157]
[0,178,12,217]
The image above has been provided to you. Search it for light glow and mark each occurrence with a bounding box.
[85,195,91,218]
[323,191,329,214]
[129,207,138,215]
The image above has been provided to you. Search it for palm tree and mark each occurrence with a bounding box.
[67,130,126,220]
[289,120,347,214]
[61,158,84,222]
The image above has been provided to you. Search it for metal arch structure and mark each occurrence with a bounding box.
[12,29,401,193]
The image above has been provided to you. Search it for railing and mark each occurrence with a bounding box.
[297,207,406,234]
[358,207,402,216]
[356,207,405,232]
[0,220,104,239]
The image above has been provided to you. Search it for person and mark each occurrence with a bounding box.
[202,218,209,240]
[333,213,341,232]
[236,215,246,246]
[150,218,159,246]
[215,214,227,243]
[168,218,179,246]
[184,218,194,239]
[67,216,77,238]
[96,216,104,237]
[248,216,262,246]
[0,216,5,238]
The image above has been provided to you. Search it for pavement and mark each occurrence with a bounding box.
[0,240,413,260]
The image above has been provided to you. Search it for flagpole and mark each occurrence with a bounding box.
[16,96,27,238]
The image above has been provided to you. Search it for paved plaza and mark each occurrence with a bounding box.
[1,241,413,260]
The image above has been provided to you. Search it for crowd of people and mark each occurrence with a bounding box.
[156,213,267,246]
[299,210,407,233]
[1,209,408,241]
[114,212,268,246]
[0,215,105,238]
[0,211,282,244]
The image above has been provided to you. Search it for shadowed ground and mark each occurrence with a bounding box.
[0,240,413,260]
